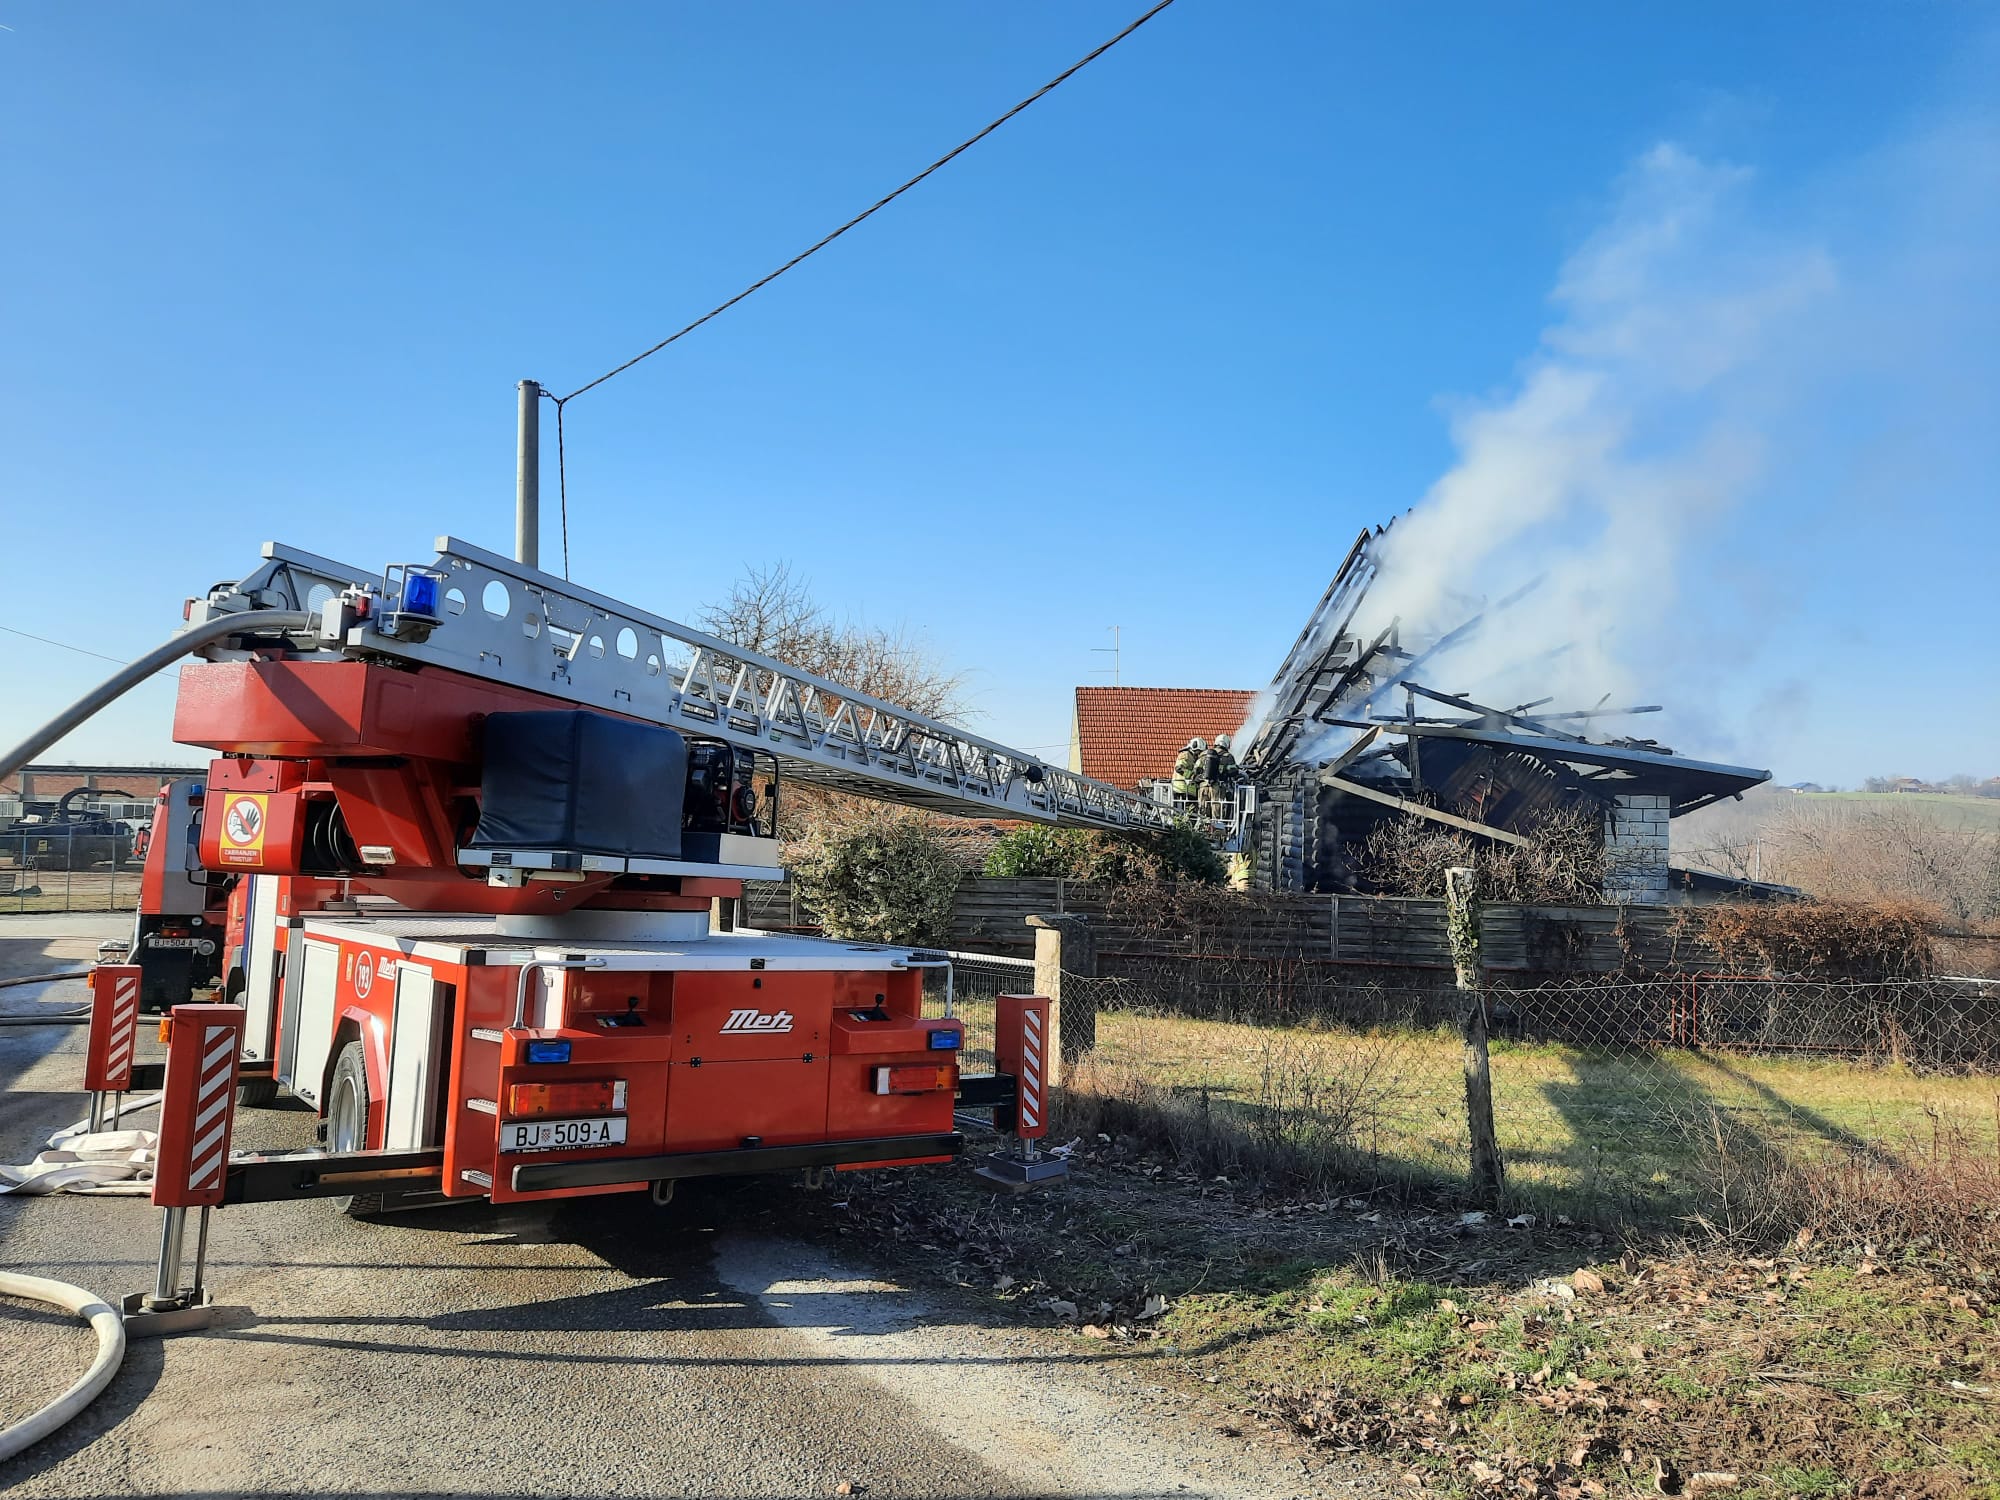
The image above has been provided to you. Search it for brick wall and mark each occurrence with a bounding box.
[1,766,192,801]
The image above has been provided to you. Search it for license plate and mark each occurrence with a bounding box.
[498,1115,629,1153]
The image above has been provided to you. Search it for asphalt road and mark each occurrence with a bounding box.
[0,915,1368,1500]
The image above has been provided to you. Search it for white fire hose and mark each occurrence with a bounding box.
[0,610,320,1459]
[0,1273,126,1462]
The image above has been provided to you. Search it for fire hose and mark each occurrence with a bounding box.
[0,1275,127,1462]
[0,609,313,782]
[0,611,316,1457]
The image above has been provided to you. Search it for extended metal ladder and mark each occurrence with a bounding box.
[188,536,1179,832]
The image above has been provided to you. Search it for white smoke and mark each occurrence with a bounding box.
[1258,144,1839,765]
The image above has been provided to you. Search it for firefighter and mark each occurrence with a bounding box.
[1198,733,1240,820]
[1172,738,1204,807]
[1200,736,1232,804]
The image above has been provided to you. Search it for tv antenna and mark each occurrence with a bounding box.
[1093,626,1122,686]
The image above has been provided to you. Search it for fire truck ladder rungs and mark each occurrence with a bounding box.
[196,537,1181,832]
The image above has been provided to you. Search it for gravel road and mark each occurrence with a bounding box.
[0,916,1376,1500]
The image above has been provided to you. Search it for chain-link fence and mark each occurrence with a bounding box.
[1055,963,2000,1225]
[0,829,143,914]
[913,949,1036,1075]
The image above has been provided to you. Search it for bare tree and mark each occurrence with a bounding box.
[1758,800,1999,925]
[700,563,967,721]
[699,564,971,841]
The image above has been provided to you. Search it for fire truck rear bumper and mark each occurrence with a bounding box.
[509,1132,964,1194]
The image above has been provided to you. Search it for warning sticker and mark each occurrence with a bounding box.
[218,793,268,866]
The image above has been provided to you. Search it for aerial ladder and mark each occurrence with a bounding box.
[7,535,1183,1331]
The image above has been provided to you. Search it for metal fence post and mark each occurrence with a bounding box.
[1447,866,1506,1204]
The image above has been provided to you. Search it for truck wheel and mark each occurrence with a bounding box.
[224,972,278,1107]
[237,1075,280,1108]
[326,1041,382,1218]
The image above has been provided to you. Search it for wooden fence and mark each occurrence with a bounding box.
[741,878,1723,972]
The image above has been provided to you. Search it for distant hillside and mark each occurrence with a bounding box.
[1674,787,1999,923]
[1796,791,2000,829]
[1678,789,2000,852]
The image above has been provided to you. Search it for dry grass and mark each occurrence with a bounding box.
[1680,1102,2000,1259]
[1056,1008,2000,1228]
[0,871,138,913]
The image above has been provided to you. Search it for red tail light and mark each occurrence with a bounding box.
[506,1080,626,1117]
[872,1065,953,1096]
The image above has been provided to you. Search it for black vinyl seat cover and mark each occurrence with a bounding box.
[467,711,687,861]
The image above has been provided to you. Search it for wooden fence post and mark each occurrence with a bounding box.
[1447,866,1506,1204]
[1027,914,1096,1082]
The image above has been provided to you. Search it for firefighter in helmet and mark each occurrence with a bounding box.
[1172,737,1205,807]
[1198,732,1240,819]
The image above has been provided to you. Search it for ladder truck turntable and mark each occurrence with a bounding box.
[35,535,1189,1328]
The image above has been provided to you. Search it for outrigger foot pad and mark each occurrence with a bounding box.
[121,1289,216,1339]
[972,1151,1070,1193]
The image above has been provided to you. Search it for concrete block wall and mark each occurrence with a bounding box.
[1602,793,1671,903]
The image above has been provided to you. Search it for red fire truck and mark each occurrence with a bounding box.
[130,777,229,1014]
[60,536,1178,1231]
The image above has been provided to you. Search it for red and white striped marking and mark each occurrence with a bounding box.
[187,1025,238,1193]
[1019,1007,1044,1134]
[84,964,142,1093]
[996,994,1051,1141]
[152,1003,244,1209]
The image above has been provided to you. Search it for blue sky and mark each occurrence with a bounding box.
[3,4,1994,786]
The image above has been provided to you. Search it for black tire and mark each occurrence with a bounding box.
[237,1075,280,1108]
[325,1040,382,1218]
[224,971,279,1107]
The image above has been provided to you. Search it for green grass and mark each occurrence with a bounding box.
[1148,1250,2000,1497]
[1078,1009,2000,1217]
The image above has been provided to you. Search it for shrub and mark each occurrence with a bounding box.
[1356,805,1606,905]
[981,821,1226,886]
[787,811,961,946]
[1695,898,1935,978]
[980,824,1081,878]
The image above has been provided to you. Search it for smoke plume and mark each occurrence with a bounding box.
[1282,145,1837,764]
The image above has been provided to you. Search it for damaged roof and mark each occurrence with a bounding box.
[1243,521,1771,828]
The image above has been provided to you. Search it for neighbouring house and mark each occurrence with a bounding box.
[1069,687,1258,793]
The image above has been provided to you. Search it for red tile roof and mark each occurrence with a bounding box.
[1072,687,1259,791]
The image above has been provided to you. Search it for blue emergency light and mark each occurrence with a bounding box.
[927,1029,961,1051]
[401,570,441,620]
[526,1039,572,1064]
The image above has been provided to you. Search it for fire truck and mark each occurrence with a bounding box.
[58,534,1183,1243]
[129,777,232,1013]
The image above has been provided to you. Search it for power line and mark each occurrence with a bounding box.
[556,0,1178,405]
[0,623,180,680]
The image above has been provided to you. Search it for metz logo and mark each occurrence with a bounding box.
[720,1008,795,1035]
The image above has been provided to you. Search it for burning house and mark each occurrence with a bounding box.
[1236,521,1771,901]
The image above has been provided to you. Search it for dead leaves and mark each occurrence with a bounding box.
[1267,1380,1696,1500]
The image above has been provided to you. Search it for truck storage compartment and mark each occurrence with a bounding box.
[468,711,687,859]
